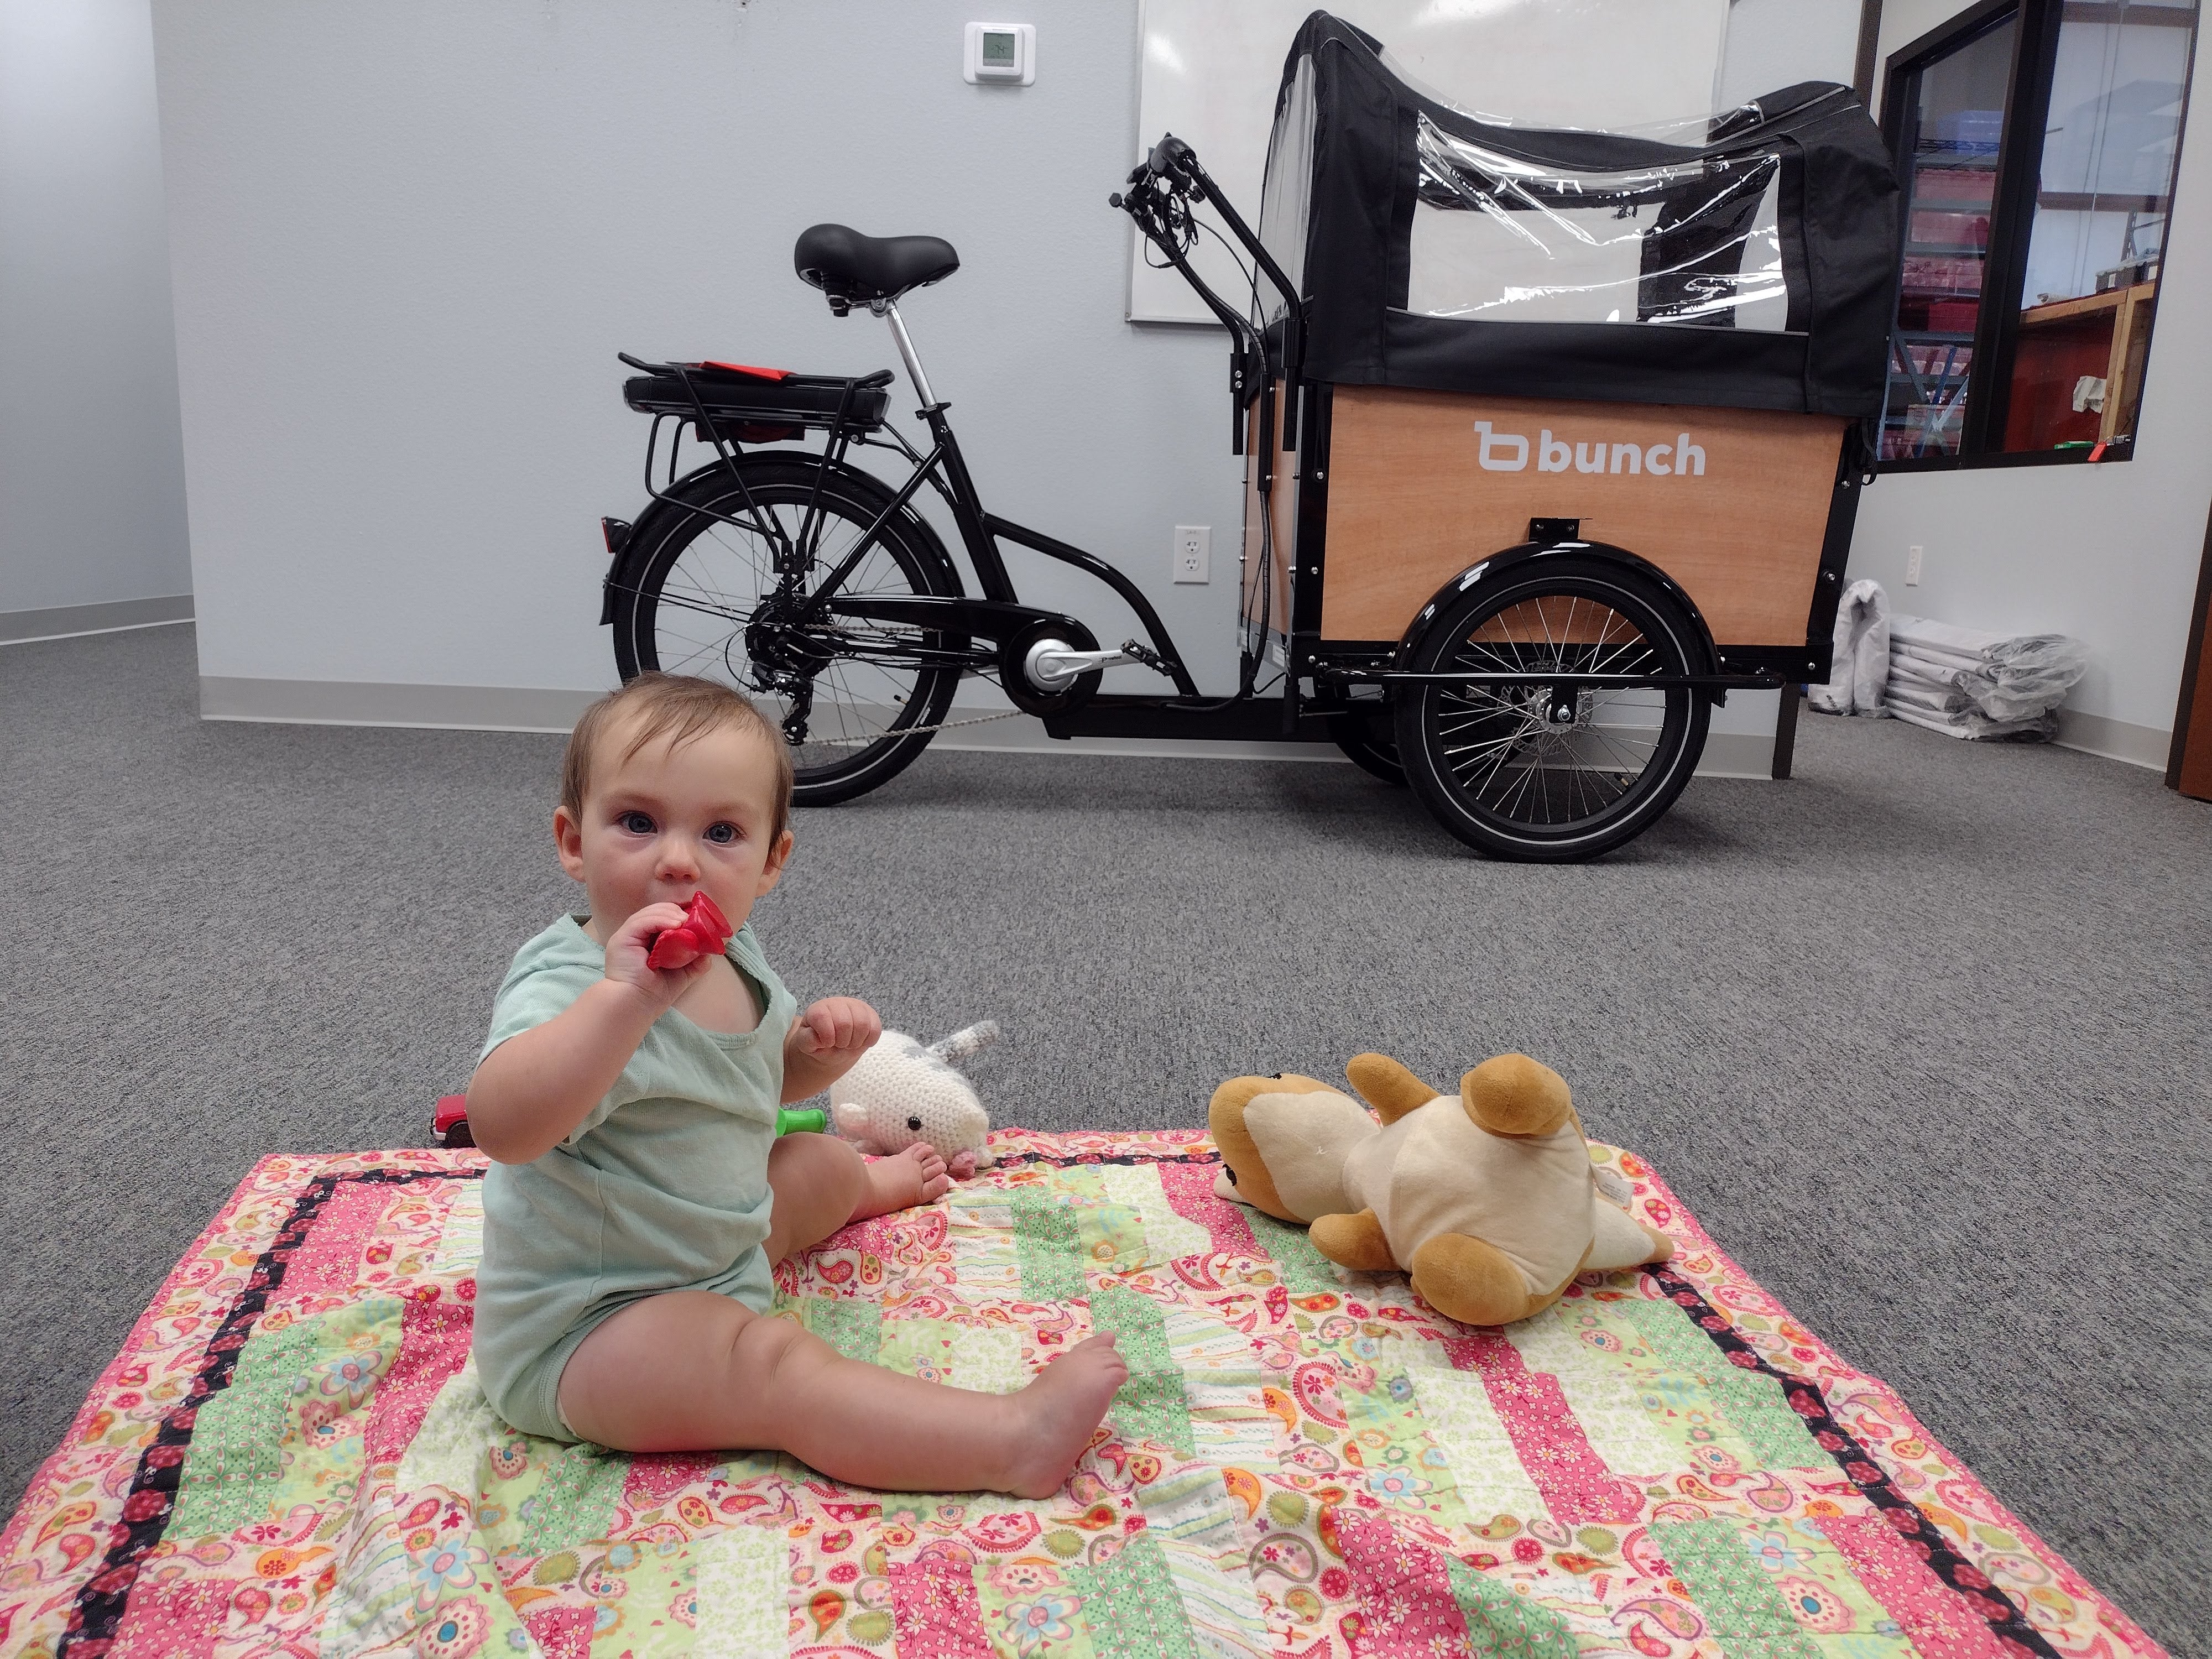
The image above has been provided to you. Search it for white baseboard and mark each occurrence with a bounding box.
[2054,709,2169,771]
[2,593,192,645]
[200,676,602,732]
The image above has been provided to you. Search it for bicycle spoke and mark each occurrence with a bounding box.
[1431,591,1688,828]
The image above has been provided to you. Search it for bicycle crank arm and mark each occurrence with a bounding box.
[1026,641,1139,691]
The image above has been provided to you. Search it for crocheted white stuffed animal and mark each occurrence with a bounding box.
[829,1021,1000,1178]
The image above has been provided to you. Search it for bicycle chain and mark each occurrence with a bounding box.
[805,705,1030,748]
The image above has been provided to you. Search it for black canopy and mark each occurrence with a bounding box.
[1256,14,1901,416]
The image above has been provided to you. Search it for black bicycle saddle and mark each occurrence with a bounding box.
[794,224,959,307]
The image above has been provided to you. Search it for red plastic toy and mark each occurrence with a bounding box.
[434,1093,473,1148]
[646,890,733,970]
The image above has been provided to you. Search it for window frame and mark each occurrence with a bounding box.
[1877,0,2199,472]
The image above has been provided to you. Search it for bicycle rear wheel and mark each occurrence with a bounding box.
[609,459,964,806]
[1393,554,1709,860]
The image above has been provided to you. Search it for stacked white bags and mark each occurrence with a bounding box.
[1885,614,2088,740]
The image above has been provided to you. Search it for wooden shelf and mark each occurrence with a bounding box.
[2019,280,2155,327]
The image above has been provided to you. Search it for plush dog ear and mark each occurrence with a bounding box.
[1459,1054,1573,1139]
[1208,1074,1331,1217]
[1345,1053,1440,1125]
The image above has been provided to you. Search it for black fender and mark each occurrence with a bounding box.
[608,456,964,611]
[1396,539,1723,695]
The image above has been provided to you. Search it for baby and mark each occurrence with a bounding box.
[466,672,1125,1495]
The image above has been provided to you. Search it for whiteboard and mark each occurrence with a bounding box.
[1130,0,1732,324]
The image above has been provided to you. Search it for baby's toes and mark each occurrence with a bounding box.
[916,1148,948,1182]
[919,1170,953,1203]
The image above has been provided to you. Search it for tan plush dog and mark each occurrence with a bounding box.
[1209,1052,1672,1327]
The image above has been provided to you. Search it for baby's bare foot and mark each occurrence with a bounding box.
[849,1143,951,1222]
[1001,1333,1129,1499]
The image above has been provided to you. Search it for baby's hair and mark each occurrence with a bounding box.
[561,674,795,841]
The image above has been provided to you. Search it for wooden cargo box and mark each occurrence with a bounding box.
[1245,388,1848,655]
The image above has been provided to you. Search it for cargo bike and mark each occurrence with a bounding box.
[599,13,1900,860]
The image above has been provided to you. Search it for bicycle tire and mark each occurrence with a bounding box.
[1392,554,1709,861]
[1332,707,1407,786]
[609,458,963,807]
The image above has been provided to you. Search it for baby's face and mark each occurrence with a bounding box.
[555,713,792,945]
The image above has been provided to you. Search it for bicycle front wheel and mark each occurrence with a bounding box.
[609,459,964,806]
[1392,554,1710,861]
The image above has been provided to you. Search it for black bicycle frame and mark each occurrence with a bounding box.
[787,398,1206,701]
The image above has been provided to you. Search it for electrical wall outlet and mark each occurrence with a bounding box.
[1174,524,1209,583]
[1906,544,1923,586]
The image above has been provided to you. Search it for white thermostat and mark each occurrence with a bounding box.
[963,22,1034,86]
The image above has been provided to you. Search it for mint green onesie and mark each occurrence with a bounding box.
[470,914,796,1441]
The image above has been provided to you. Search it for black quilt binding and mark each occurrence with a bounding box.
[992,1147,1219,1170]
[1644,1262,2058,1657]
[59,1167,482,1657]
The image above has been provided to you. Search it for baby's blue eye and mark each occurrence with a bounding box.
[618,811,654,834]
[705,823,738,845]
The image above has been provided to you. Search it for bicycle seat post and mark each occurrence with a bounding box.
[870,298,936,409]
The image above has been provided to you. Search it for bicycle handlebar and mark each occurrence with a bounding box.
[1112,134,1300,319]
[1147,133,1196,182]
[1110,133,1305,410]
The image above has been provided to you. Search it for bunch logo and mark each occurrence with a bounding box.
[1474,421,1707,478]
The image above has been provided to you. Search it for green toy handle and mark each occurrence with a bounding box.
[776,1107,828,1137]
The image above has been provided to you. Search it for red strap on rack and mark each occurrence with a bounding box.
[702,361,792,380]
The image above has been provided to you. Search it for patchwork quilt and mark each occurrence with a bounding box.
[0,1130,2162,1658]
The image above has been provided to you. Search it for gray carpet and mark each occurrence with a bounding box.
[4,623,2209,1652]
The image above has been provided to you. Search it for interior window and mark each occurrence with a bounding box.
[1879,0,2199,468]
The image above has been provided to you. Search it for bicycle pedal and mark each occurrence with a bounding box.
[1118,638,1174,676]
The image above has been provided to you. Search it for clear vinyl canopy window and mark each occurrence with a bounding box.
[1252,15,1901,418]
[1408,116,1788,329]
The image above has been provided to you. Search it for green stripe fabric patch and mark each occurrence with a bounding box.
[1616,1297,1827,1469]
[1014,1187,1086,1298]
[1653,1519,1825,1657]
[1091,1284,1197,1458]
[1071,1530,1204,1659]
[1446,1554,1582,1657]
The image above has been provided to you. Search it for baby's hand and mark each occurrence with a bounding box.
[604,902,714,1006]
[792,998,882,1062]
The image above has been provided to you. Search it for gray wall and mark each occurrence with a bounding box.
[156,0,1246,709]
[0,0,190,624]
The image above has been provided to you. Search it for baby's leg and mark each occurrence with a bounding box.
[556,1290,1127,1496]
[764,1133,950,1263]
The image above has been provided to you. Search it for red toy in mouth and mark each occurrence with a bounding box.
[646,890,733,969]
